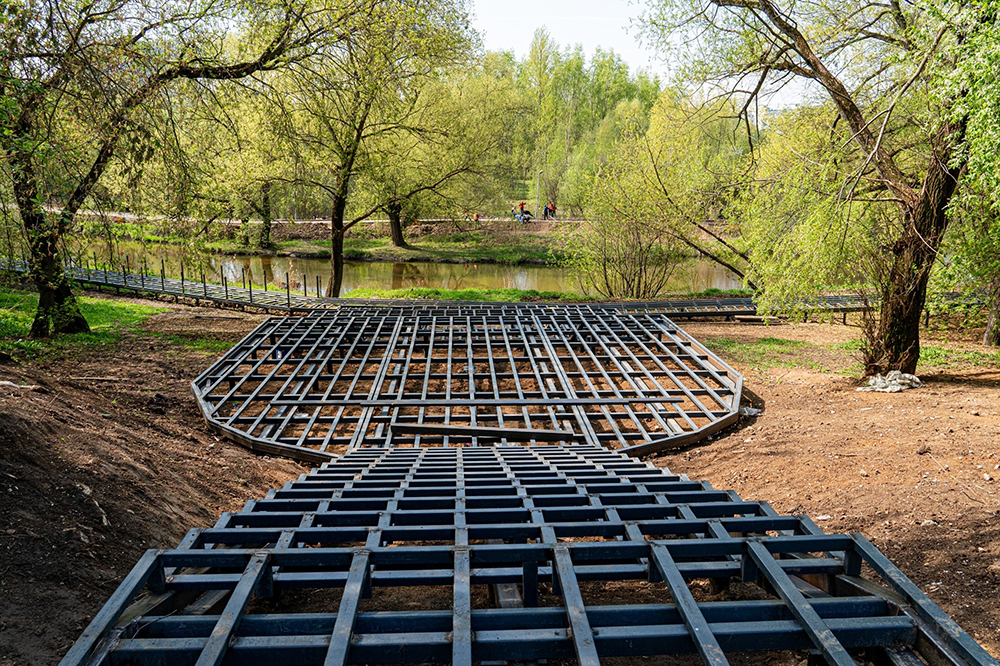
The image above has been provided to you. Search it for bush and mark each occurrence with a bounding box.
[556,217,683,300]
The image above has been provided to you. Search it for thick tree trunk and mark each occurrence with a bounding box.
[387,202,408,248]
[12,170,89,338]
[984,277,1000,346]
[27,234,89,338]
[863,150,961,375]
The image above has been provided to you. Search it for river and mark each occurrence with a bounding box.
[70,241,744,297]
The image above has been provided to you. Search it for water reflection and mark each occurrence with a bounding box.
[70,241,744,296]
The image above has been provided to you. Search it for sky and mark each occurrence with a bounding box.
[470,0,667,76]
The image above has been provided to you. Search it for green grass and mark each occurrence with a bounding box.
[705,336,834,372]
[342,286,597,303]
[919,345,1000,368]
[679,288,755,299]
[149,333,234,352]
[0,288,167,357]
[832,338,863,351]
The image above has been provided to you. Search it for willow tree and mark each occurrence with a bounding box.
[644,0,985,374]
[270,0,473,296]
[954,5,1000,345]
[0,0,367,337]
[353,63,528,248]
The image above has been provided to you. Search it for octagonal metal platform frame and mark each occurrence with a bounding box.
[192,304,743,462]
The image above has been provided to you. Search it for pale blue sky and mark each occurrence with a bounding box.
[470,0,665,75]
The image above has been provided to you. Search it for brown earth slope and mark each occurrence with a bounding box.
[2,297,999,664]
[0,303,307,665]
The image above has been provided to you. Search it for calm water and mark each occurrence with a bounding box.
[70,241,743,297]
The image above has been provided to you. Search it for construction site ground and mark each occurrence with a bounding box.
[1,293,998,665]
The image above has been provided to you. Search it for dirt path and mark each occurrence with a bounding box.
[2,299,998,663]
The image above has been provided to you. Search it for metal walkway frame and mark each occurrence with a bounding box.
[192,306,743,462]
[1,257,870,318]
[60,445,998,666]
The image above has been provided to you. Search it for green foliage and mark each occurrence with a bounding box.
[955,3,1000,201]
[735,106,883,314]
[557,92,750,299]
[512,29,663,216]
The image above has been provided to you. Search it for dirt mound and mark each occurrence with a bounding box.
[0,306,305,665]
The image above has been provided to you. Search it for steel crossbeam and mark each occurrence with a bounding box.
[60,445,997,666]
[191,307,742,461]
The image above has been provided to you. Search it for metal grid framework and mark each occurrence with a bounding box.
[61,445,996,666]
[192,306,742,462]
[1,258,873,317]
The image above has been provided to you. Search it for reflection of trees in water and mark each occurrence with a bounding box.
[392,262,427,289]
[261,256,275,289]
[240,257,254,287]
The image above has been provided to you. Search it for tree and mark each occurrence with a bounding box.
[562,92,751,298]
[951,5,1000,345]
[644,0,983,374]
[0,0,364,337]
[634,94,754,284]
[354,63,529,248]
[270,0,473,296]
[561,117,685,299]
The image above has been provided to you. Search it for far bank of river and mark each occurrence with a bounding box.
[71,240,745,297]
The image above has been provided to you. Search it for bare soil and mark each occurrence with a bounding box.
[655,319,1000,657]
[0,299,308,665]
[2,298,999,663]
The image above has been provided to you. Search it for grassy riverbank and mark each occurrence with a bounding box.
[77,218,563,265]
[0,286,231,358]
[342,286,755,302]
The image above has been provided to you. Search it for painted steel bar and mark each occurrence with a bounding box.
[193,552,270,666]
[323,551,370,666]
[746,540,856,666]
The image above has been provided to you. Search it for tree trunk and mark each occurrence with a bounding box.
[863,149,961,375]
[12,166,89,338]
[27,232,90,338]
[329,196,347,298]
[260,181,273,248]
[388,202,408,248]
[984,277,1000,346]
